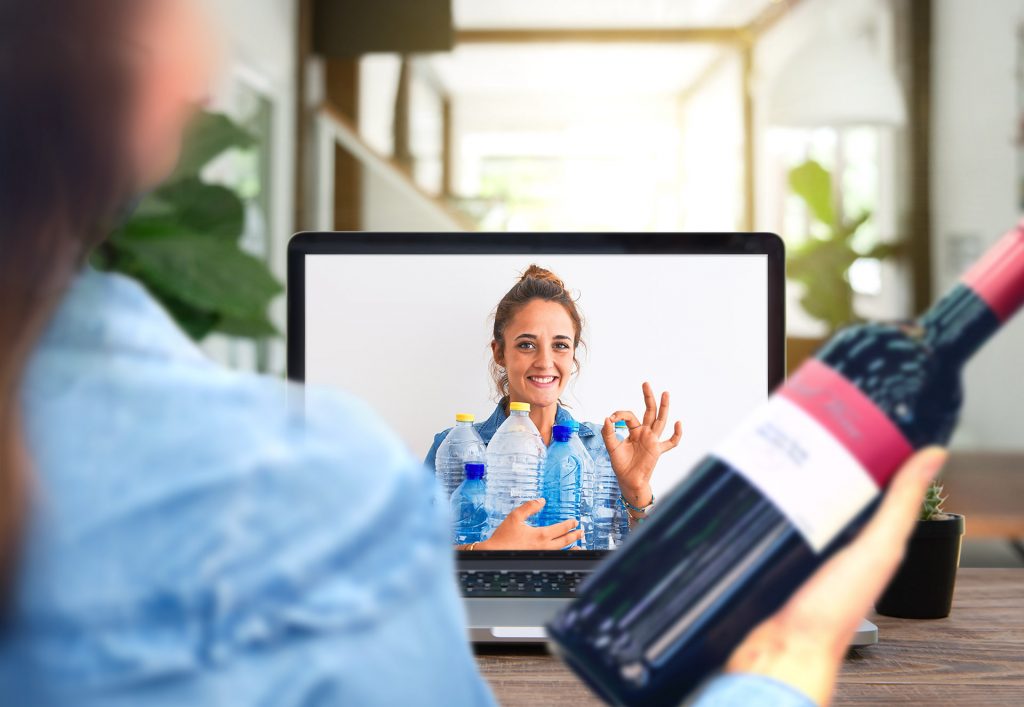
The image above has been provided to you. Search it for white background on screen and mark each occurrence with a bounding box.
[305,254,768,499]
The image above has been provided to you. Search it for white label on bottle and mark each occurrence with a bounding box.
[713,396,880,552]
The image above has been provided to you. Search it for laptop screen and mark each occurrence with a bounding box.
[298,243,777,552]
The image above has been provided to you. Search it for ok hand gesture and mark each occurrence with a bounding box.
[603,382,683,510]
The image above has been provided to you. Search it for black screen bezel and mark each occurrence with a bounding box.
[287,231,786,566]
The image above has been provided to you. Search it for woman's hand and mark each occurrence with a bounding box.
[477,499,584,551]
[604,382,683,509]
[725,447,947,706]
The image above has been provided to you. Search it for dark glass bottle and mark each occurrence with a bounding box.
[546,227,1024,706]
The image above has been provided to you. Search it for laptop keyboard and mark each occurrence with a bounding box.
[458,569,590,598]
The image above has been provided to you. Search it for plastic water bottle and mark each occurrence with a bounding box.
[450,462,488,545]
[538,425,583,548]
[611,420,631,545]
[589,420,628,549]
[565,420,595,549]
[435,413,486,498]
[484,402,545,532]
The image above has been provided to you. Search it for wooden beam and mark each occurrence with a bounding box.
[442,97,454,198]
[907,0,934,313]
[324,58,362,231]
[741,43,756,231]
[747,0,806,39]
[293,0,314,232]
[393,56,414,174]
[456,28,745,45]
[319,104,476,232]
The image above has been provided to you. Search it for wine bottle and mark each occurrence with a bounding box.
[546,226,1024,706]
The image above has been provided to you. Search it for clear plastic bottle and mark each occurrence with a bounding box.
[565,420,595,550]
[589,420,628,549]
[610,420,630,546]
[538,425,583,548]
[484,402,545,533]
[450,462,488,545]
[434,413,486,498]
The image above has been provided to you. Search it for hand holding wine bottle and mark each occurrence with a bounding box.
[548,225,1024,706]
[724,447,947,705]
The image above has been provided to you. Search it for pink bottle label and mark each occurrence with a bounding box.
[713,359,915,551]
[962,226,1024,322]
[780,360,914,487]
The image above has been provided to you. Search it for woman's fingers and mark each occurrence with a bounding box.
[649,390,667,435]
[782,448,948,648]
[601,417,621,453]
[544,517,579,538]
[659,420,683,452]
[510,498,545,523]
[641,382,658,427]
[546,529,585,550]
[609,410,642,439]
[725,449,948,704]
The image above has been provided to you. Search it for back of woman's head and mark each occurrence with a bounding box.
[490,265,585,400]
[0,0,132,593]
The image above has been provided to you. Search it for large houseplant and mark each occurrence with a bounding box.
[92,111,283,342]
[875,481,965,619]
[785,159,901,373]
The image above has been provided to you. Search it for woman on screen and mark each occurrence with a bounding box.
[425,265,683,550]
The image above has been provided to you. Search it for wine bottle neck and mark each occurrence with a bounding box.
[919,226,1024,365]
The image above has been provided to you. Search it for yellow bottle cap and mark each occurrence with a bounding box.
[509,402,531,412]
[455,413,475,423]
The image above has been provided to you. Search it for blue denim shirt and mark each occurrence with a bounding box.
[2,268,494,706]
[424,403,607,471]
[2,268,813,707]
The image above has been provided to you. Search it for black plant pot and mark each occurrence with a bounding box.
[875,513,965,619]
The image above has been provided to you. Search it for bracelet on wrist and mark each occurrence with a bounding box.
[621,493,655,515]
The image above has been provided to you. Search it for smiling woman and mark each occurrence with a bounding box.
[425,264,683,551]
[490,265,585,434]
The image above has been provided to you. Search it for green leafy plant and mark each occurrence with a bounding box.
[787,159,901,334]
[920,481,948,521]
[93,111,283,341]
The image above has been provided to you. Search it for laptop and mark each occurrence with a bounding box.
[287,231,878,647]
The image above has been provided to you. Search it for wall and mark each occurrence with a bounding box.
[204,0,299,373]
[304,253,770,499]
[356,56,466,231]
[933,0,1024,449]
[753,0,909,337]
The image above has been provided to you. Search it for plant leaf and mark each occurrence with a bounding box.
[113,234,282,324]
[151,177,246,241]
[171,111,256,179]
[836,209,872,243]
[862,241,904,260]
[789,160,836,228]
[216,314,280,338]
[153,289,222,341]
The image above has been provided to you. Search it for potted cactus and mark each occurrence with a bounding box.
[875,481,966,619]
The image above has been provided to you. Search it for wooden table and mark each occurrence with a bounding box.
[475,569,1024,705]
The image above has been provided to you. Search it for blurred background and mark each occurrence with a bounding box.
[155,0,1022,567]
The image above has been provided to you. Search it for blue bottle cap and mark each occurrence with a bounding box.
[464,462,486,480]
[565,419,580,431]
[614,420,628,429]
[552,425,573,443]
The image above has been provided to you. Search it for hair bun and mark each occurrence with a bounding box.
[520,264,566,291]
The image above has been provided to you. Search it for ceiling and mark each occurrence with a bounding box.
[426,0,777,98]
[452,0,777,30]
[427,44,723,96]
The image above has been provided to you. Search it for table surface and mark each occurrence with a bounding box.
[475,568,1024,705]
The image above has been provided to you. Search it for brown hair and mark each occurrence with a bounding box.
[490,265,585,401]
[0,0,132,593]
